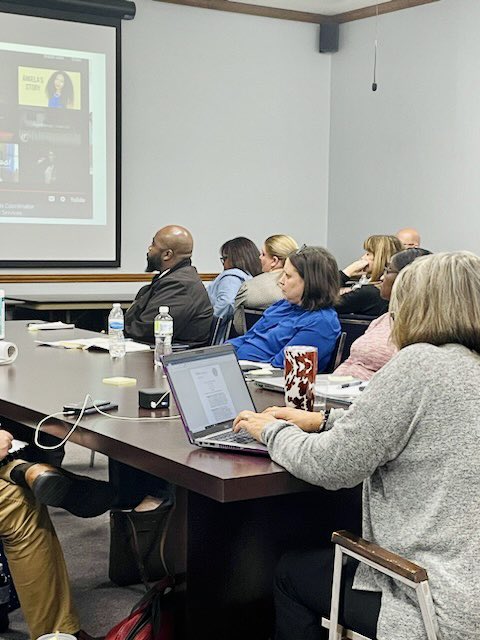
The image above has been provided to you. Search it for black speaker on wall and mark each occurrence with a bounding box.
[319,23,339,53]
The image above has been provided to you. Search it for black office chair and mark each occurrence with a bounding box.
[338,315,375,360]
[242,307,264,332]
[209,316,233,346]
[324,331,347,373]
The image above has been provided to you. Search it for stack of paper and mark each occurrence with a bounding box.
[28,321,75,330]
[35,338,151,353]
[315,377,369,401]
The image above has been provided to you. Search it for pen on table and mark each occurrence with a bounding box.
[341,380,363,389]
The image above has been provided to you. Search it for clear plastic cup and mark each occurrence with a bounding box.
[313,376,329,414]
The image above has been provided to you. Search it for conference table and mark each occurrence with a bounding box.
[0,322,361,640]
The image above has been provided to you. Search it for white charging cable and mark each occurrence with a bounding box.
[34,393,180,450]
[150,391,169,409]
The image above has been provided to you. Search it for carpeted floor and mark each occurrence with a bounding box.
[2,443,144,640]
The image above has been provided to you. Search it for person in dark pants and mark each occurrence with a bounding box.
[274,548,381,640]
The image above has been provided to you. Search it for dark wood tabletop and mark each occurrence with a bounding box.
[5,293,135,311]
[0,322,362,639]
[0,321,317,503]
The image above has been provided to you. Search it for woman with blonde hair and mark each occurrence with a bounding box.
[336,234,403,316]
[234,251,480,640]
[233,234,298,334]
[334,247,431,380]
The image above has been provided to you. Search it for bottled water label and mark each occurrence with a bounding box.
[109,320,124,331]
[154,320,173,336]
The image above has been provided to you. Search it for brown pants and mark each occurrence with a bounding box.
[0,461,80,639]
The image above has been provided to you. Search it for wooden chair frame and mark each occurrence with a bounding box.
[322,530,440,640]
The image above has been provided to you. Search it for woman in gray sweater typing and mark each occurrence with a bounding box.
[234,251,480,640]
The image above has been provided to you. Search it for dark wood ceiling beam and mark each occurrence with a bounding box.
[333,0,440,23]
[153,0,334,24]
[153,0,440,23]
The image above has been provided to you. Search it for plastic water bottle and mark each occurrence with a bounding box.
[0,563,9,632]
[108,303,126,359]
[0,289,5,340]
[154,306,173,369]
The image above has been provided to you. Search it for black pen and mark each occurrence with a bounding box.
[341,380,362,389]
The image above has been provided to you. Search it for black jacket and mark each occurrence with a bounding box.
[335,271,388,317]
[125,259,213,346]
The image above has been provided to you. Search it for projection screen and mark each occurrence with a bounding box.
[0,3,124,266]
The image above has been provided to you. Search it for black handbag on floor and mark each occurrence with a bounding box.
[109,503,173,587]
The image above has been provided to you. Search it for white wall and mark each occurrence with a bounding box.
[0,0,331,284]
[121,0,331,273]
[327,0,480,267]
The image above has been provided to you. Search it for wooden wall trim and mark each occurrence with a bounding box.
[153,0,332,24]
[334,0,440,23]
[0,273,218,284]
[153,0,439,23]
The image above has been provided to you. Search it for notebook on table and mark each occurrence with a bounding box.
[162,344,269,456]
[252,374,368,403]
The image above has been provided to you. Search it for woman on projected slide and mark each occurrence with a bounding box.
[46,71,74,108]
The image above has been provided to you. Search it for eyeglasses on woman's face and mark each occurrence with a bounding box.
[220,256,227,265]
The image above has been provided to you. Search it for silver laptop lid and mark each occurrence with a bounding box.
[162,344,256,443]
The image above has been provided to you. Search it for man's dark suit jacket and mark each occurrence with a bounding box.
[125,258,213,346]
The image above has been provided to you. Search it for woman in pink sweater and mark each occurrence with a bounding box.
[334,247,431,380]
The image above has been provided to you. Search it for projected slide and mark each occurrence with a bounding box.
[0,10,117,266]
[0,48,93,222]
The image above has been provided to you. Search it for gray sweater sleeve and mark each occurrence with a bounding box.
[262,347,423,490]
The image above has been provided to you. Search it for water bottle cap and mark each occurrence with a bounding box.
[112,303,121,308]
[159,306,169,313]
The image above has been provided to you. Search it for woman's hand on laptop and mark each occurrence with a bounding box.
[233,410,277,441]
[262,406,325,432]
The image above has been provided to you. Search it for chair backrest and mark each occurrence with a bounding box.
[209,316,233,346]
[322,530,440,640]
[324,331,347,374]
[338,314,375,360]
[242,307,264,332]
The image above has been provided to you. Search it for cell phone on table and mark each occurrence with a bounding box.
[63,399,115,414]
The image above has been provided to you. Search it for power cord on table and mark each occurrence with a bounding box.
[34,393,180,450]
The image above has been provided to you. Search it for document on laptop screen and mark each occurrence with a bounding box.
[191,365,236,424]
[167,353,255,434]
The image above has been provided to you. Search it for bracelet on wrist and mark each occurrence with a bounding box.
[320,409,331,431]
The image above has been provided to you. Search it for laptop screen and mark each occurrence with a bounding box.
[164,347,256,436]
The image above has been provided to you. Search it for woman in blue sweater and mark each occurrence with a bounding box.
[229,246,341,370]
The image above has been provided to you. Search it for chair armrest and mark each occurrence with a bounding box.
[332,530,428,583]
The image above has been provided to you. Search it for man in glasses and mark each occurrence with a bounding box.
[125,225,212,346]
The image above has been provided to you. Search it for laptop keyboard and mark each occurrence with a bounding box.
[208,430,258,445]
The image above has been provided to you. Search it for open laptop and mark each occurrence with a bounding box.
[162,344,269,455]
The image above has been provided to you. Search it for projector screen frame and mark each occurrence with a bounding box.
[0,1,124,268]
